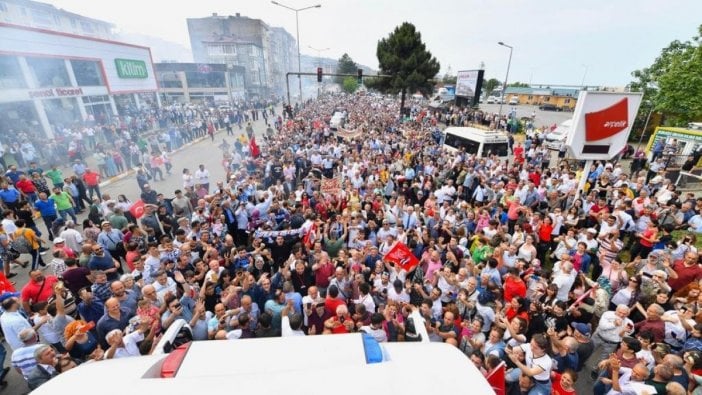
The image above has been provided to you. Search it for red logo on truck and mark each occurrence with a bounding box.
[585,98,629,141]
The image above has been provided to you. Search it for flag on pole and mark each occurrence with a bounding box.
[486,361,506,395]
[249,136,261,158]
[550,123,558,132]
[129,199,146,219]
[383,242,419,272]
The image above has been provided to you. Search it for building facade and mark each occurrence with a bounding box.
[187,13,296,100]
[503,87,580,111]
[0,23,159,138]
[156,62,246,105]
[0,0,115,39]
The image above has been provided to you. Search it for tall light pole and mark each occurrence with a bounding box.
[271,1,321,104]
[581,64,589,88]
[637,100,655,148]
[497,41,513,130]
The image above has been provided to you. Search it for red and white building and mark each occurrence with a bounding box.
[0,22,160,138]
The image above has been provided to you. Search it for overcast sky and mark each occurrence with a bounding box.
[46,0,702,87]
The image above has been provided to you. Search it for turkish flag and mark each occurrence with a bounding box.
[249,136,261,158]
[486,362,506,395]
[383,242,419,272]
[550,123,558,132]
[129,199,146,219]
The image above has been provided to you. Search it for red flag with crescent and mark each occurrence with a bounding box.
[129,199,146,219]
[249,136,261,158]
[486,362,506,395]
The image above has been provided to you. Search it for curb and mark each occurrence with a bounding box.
[97,133,215,188]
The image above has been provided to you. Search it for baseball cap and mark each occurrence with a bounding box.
[53,237,65,244]
[586,228,598,234]
[570,322,591,337]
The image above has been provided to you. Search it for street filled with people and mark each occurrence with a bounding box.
[1,92,701,394]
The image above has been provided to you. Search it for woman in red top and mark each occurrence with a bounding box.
[631,221,659,259]
[536,216,554,264]
[551,369,577,395]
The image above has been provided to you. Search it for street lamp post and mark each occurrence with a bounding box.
[271,1,321,105]
[497,41,513,130]
[637,101,654,148]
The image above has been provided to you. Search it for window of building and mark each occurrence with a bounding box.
[159,72,182,88]
[31,9,53,26]
[80,21,94,33]
[0,101,40,136]
[43,97,81,129]
[0,2,8,12]
[207,44,236,56]
[70,18,76,28]
[26,57,70,87]
[184,71,225,88]
[527,95,533,100]
[0,55,27,89]
[564,98,571,104]
[544,96,550,102]
[71,59,104,86]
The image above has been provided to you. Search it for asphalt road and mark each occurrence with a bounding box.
[477,102,574,129]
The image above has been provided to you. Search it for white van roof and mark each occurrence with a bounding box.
[443,126,510,142]
[33,333,494,395]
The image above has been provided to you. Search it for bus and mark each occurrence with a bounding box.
[32,314,495,395]
[442,126,510,158]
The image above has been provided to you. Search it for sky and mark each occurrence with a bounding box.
[45,0,702,87]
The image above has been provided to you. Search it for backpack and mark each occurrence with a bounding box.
[12,230,32,254]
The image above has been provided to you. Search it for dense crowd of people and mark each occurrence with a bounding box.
[0,92,700,394]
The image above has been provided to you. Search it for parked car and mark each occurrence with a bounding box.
[508,97,519,105]
[539,103,562,112]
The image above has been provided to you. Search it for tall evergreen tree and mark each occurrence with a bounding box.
[375,22,440,114]
[336,53,357,84]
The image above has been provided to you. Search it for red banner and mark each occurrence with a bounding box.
[129,199,146,219]
[383,242,419,272]
[320,178,341,195]
[486,362,506,395]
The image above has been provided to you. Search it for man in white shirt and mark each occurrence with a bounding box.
[593,305,634,361]
[280,301,305,337]
[0,297,31,351]
[552,261,576,302]
[194,164,210,192]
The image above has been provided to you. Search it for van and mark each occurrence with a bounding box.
[508,97,519,105]
[442,126,510,157]
[32,316,495,395]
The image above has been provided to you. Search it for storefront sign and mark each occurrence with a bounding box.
[115,58,148,79]
[28,87,84,99]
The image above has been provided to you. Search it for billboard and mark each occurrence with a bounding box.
[455,69,484,107]
[456,70,480,97]
[565,91,643,160]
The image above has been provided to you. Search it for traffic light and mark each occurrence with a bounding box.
[357,69,363,84]
[317,67,323,83]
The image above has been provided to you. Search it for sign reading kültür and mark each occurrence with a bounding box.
[115,58,148,79]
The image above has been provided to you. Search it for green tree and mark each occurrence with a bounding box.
[442,73,457,85]
[375,22,440,114]
[483,78,501,96]
[335,53,357,84]
[631,25,702,126]
[342,76,358,93]
[508,81,530,88]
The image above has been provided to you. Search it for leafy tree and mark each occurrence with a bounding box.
[442,73,457,85]
[630,25,702,126]
[375,22,440,113]
[483,78,501,96]
[508,82,530,88]
[335,53,357,84]
[342,76,358,93]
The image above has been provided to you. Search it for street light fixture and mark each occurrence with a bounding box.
[271,1,321,104]
[497,41,513,130]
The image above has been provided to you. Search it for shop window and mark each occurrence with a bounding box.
[71,59,104,86]
[26,57,70,88]
[0,56,27,89]
[0,101,40,136]
[185,71,225,88]
[565,99,571,104]
[43,97,80,130]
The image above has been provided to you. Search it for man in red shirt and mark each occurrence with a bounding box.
[82,168,101,202]
[20,270,59,312]
[14,174,37,204]
[503,268,527,303]
[668,252,702,292]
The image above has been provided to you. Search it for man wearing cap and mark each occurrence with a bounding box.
[98,221,125,264]
[11,328,41,382]
[570,322,594,371]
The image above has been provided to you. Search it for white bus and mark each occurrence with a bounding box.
[442,126,510,158]
[33,315,495,395]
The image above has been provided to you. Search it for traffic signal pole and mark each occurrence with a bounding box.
[284,71,390,105]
